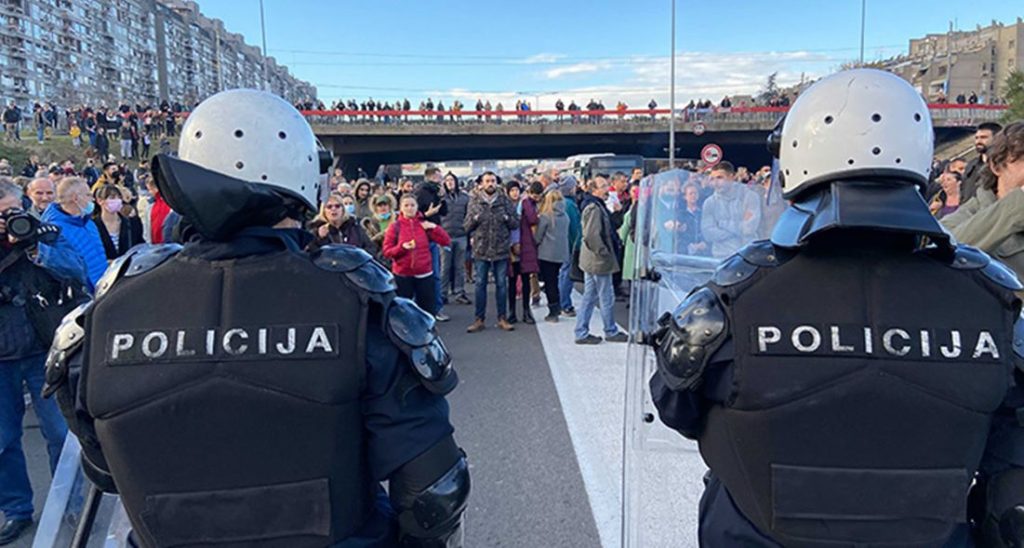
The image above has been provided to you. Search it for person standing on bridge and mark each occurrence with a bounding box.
[649,68,1024,548]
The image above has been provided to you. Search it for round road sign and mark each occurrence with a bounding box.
[701,143,722,166]
[693,122,706,136]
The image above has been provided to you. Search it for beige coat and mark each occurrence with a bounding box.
[948,188,1024,281]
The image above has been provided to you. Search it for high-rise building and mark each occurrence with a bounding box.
[0,0,315,109]
[884,18,1024,103]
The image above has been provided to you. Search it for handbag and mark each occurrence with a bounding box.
[569,245,584,283]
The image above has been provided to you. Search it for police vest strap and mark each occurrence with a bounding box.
[1014,315,1024,363]
[713,240,790,288]
[653,287,728,391]
[313,244,398,295]
[386,297,457,395]
[95,243,182,299]
[947,245,1024,292]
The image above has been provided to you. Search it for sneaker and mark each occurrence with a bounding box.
[575,334,602,345]
[544,314,559,323]
[605,331,629,343]
[507,314,518,324]
[454,294,472,305]
[497,318,515,331]
[562,308,577,318]
[435,313,451,322]
[466,319,486,333]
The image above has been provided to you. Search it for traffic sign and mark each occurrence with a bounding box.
[701,143,722,166]
[692,122,706,136]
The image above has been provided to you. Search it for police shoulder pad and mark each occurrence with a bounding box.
[713,240,786,287]
[949,244,1023,291]
[313,245,397,295]
[655,287,727,391]
[385,298,457,395]
[43,301,91,397]
[95,243,182,299]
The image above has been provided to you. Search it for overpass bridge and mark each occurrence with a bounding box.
[304,105,1005,176]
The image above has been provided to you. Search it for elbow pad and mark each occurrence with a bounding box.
[391,438,470,547]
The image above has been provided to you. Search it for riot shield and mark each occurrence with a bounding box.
[622,167,784,547]
[33,436,132,548]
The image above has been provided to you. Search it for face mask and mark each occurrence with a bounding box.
[81,200,95,216]
[344,204,355,215]
[104,198,123,213]
[378,212,392,220]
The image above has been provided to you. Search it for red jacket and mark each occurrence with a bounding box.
[150,194,171,244]
[382,213,451,277]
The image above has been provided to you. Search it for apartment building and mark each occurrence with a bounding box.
[884,17,1024,103]
[0,0,315,109]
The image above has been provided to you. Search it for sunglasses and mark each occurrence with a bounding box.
[325,204,342,210]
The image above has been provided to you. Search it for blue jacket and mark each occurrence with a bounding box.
[42,204,108,290]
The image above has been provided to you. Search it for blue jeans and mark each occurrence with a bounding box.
[440,236,468,298]
[558,261,574,311]
[36,124,44,142]
[0,353,69,520]
[473,259,509,321]
[430,242,444,314]
[574,273,617,340]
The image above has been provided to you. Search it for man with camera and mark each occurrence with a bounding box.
[0,177,88,545]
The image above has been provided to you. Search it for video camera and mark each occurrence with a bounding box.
[1,208,41,241]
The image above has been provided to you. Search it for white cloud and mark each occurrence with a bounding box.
[544,63,606,79]
[519,53,566,64]
[530,50,835,107]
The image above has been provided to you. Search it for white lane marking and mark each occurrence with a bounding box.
[534,296,626,548]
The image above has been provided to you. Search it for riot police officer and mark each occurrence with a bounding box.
[650,69,1024,547]
[44,90,469,547]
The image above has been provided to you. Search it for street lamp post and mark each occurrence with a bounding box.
[668,0,676,168]
[259,0,269,92]
[859,0,866,65]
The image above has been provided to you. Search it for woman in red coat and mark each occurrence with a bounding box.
[382,194,451,316]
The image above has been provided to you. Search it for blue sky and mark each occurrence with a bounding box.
[196,1,1023,107]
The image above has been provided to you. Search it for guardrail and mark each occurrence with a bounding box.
[295,104,1007,126]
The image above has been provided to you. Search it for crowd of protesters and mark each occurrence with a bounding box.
[315,158,792,343]
[2,100,185,161]
[302,96,739,124]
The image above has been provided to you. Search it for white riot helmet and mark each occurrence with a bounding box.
[772,69,933,199]
[178,89,322,209]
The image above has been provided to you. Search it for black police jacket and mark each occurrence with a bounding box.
[651,232,1024,548]
[46,229,459,547]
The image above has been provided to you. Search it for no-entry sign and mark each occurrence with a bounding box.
[701,143,722,166]
[693,122,706,136]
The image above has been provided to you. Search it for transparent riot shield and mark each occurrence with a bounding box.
[622,166,784,547]
[34,436,132,548]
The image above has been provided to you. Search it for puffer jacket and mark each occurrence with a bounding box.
[441,190,470,238]
[42,203,108,290]
[464,191,518,261]
[383,213,451,277]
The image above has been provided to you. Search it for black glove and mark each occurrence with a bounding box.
[34,223,60,245]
